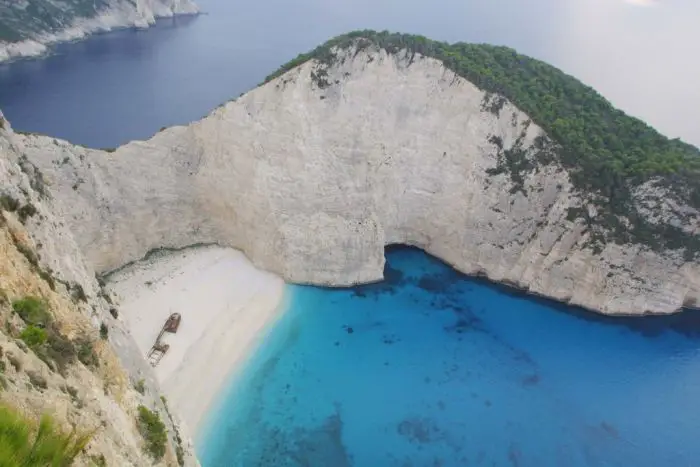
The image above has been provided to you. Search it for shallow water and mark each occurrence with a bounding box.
[200,246,700,467]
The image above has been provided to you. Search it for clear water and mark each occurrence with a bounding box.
[201,246,700,467]
[0,1,698,464]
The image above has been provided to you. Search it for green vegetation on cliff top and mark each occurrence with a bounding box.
[0,0,110,42]
[265,30,700,256]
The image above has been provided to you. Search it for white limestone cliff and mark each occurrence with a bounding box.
[0,0,198,62]
[0,117,199,466]
[10,46,700,315]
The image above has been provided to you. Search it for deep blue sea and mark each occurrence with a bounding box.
[1,0,698,148]
[200,247,700,467]
[1,1,699,465]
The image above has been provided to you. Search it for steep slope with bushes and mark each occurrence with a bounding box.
[0,118,198,466]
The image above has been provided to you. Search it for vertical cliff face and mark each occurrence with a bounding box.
[0,0,198,62]
[14,44,700,315]
[0,118,199,466]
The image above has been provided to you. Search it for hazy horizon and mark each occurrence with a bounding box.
[254,0,697,147]
[0,0,697,148]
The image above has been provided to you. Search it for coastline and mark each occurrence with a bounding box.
[195,287,295,454]
[14,44,697,316]
[105,245,287,438]
[0,1,199,63]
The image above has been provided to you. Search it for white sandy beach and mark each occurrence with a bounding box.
[106,245,286,435]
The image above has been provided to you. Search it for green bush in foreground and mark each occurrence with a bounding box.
[137,406,167,460]
[0,404,92,466]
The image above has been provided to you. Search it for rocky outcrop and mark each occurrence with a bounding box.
[0,118,199,466]
[9,45,700,315]
[0,0,198,62]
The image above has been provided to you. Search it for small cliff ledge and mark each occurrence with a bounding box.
[0,0,198,62]
[11,31,700,315]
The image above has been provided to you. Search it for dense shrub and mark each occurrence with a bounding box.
[12,298,51,328]
[19,326,47,348]
[99,323,108,340]
[137,405,167,460]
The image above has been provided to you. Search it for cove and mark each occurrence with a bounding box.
[199,246,700,466]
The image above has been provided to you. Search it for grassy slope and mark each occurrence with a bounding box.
[0,404,91,467]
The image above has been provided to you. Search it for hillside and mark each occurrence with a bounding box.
[0,119,199,465]
[1,27,699,465]
[0,0,198,62]
[8,32,698,315]
[267,30,700,258]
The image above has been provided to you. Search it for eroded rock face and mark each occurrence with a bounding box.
[14,46,700,315]
[0,122,199,466]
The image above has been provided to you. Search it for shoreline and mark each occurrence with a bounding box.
[0,5,200,64]
[106,245,287,437]
[195,287,295,450]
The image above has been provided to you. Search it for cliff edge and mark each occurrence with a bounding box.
[0,115,199,466]
[11,31,700,315]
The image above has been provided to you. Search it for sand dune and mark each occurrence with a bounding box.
[106,245,286,435]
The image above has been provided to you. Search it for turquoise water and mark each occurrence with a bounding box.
[200,246,700,466]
